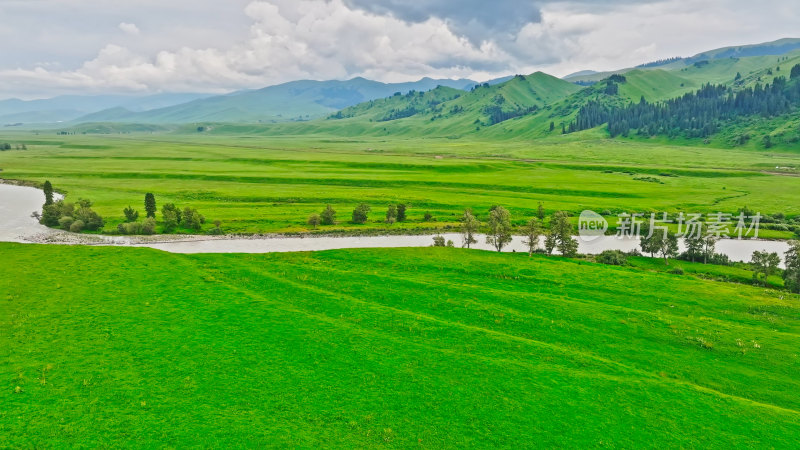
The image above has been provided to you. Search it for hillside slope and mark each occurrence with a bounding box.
[3,244,800,447]
[564,38,800,84]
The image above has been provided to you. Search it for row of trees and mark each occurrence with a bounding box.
[38,185,217,235]
[453,206,578,256]
[748,243,800,292]
[0,143,27,151]
[569,74,800,138]
[307,203,408,228]
[118,193,214,234]
[639,223,723,266]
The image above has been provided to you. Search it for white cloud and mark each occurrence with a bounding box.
[0,0,521,97]
[118,22,140,35]
[0,0,798,98]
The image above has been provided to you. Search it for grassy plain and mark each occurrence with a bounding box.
[1,131,799,235]
[2,243,800,447]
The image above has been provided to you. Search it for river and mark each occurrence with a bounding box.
[0,183,791,263]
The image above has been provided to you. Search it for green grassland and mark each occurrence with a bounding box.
[1,132,799,234]
[2,244,799,447]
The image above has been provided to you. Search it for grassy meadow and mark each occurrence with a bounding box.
[2,243,800,447]
[1,131,799,235]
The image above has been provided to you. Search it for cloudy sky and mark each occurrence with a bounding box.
[1,0,798,99]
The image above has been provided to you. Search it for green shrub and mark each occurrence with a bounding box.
[58,216,75,231]
[352,203,371,224]
[669,267,685,275]
[69,220,85,233]
[118,222,142,235]
[141,218,156,235]
[596,250,628,266]
[73,202,104,231]
[320,205,336,225]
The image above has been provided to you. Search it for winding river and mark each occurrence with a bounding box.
[0,183,791,263]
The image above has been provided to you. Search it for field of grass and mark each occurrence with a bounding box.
[627,256,785,289]
[2,243,799,447]
[1,131,800,235]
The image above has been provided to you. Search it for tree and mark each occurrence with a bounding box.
[307,214,320,229]
[549,121,555,132]
[537,202,545,220]
[763,135,773,149]
[123,206,139,222]
[144,193,156,219]
[385,205,398,224]
[551,211,578,257]
[40,200,74,227]
[162,209,179,232]
[783,241,800,293]
[352,203,371,224]
[486,206,512,252]
[521,217,542,256]
[43,181,54,206]
[320,205,336,225]
[40,203,62,227]
[684,225,705,263]
[74,202,104,231]
[702,234,718,265]
[460,209,480,249]
[791,64,800,80]
[423,212,433,222]
[656,232,680,265]
[544,231,557,255]
[397,204,407,222]
[640,223,659,258]
[161,203,182,224]
[183,207,205,230]
[432,235,446,247]
[752,251,781,286]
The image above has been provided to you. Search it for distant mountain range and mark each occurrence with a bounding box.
[2,38,799,129]
[0,93,212,125]
[72,77,486,125]
[1,78,490,126]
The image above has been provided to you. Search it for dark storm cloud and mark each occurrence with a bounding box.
[343,0,542,42]
[341,0,665,43]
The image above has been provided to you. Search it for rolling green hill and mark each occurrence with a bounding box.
[3,243,800,447]
[564,38,800,83]
[225,46,800,146]
[326,72,581,135]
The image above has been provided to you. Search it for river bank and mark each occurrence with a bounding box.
[0,183,792,262]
